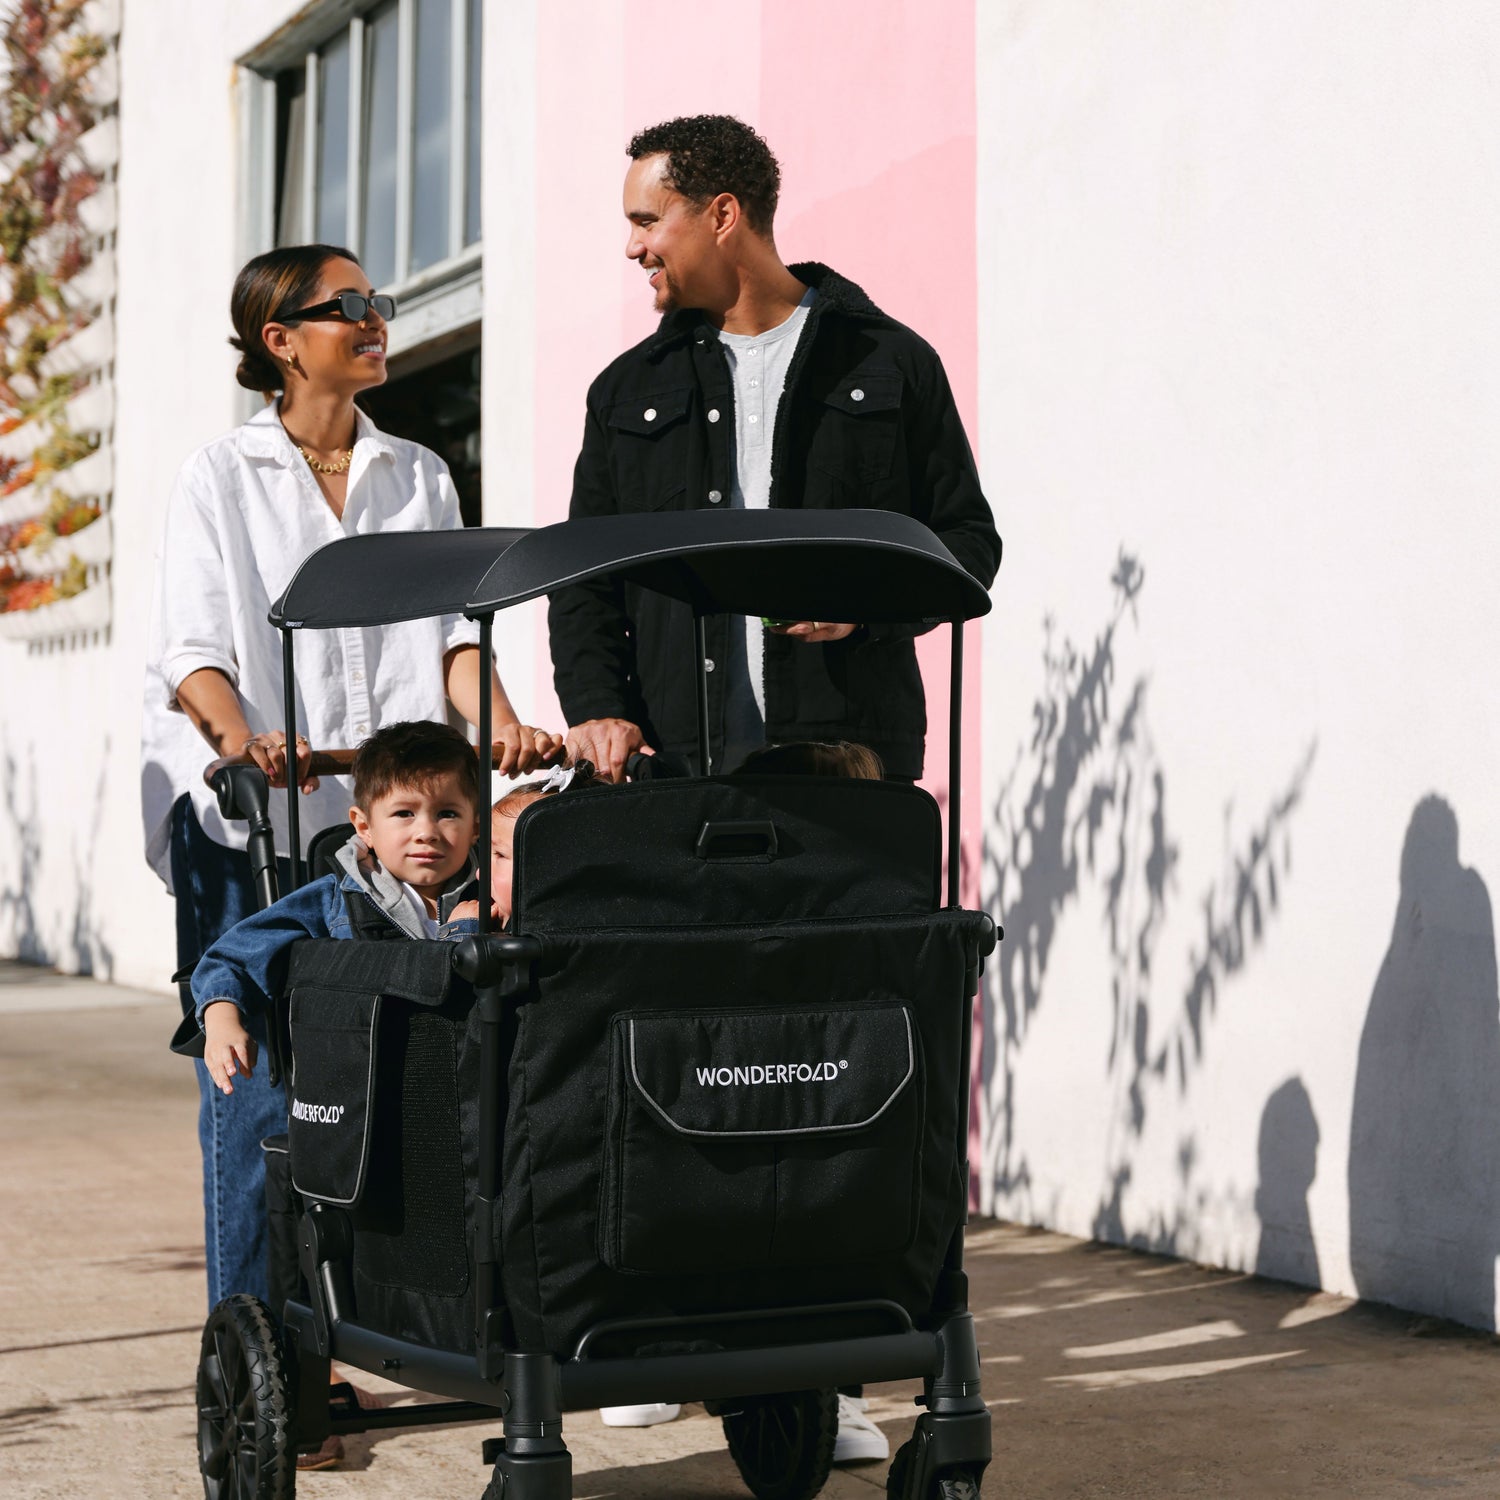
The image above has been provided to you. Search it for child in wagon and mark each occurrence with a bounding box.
[196,719,569,1092]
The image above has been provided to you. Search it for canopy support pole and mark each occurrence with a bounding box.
[694,613,711,775]
[282,626,303,890]
[947,620,963,908]
[477,614,493,932]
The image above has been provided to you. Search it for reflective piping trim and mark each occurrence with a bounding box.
[627,1009,914,1139]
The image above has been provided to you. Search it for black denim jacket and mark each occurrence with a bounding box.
[547,263,1001,778]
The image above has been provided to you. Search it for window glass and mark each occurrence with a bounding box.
[276,70,307,246]
[410,0,452,272]
[361,2,399,284]
[315,31,350,245]
[464,0,481,246]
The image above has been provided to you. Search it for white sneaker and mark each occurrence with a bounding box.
[833,1393,889,1463]
[599,1403,681,1427]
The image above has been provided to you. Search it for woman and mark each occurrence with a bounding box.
[140,243,559,1324]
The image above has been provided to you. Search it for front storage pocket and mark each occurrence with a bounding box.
[287,987,381,1206]
[600,1004,922,1274]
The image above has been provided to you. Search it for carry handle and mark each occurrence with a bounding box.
[695,820,780,862]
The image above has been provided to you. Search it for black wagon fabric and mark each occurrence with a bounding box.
[283,939,482,1350]
[260,1134,307,1317]
[286,986,381,1206]
[499,909,981,1355]
[601,1004,923,1274]
[513,775,940,930]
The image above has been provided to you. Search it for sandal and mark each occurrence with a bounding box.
[297,1433,345,1471]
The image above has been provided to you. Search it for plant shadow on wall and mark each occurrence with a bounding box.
[978,549,1317,1257]
[0,737,43,961]
[1348,796,1500,1330]
[0,731,114,975]
[69,733,114,978]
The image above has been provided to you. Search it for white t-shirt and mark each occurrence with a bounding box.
[140,399,479,889]
[718,287,817,756]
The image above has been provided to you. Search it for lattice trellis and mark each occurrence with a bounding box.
[0,0,117,644]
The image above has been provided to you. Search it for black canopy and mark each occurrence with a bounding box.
[469,510,992,624]
[269,527,528,629]
[269,511,993,630]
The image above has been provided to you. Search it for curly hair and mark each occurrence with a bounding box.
[627,115,781,235]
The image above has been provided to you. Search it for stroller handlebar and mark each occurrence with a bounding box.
[202,747,353,786]
[201,743,533,788]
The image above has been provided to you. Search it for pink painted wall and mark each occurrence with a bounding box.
[532,0,982,903]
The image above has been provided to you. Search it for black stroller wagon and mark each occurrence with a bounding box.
[187,509,1000,1500]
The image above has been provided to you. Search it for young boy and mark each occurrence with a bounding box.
[196,720,484,1096]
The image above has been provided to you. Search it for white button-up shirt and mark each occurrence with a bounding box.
[141,400,479,888]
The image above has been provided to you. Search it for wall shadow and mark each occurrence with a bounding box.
[67,734,115,979]
[1348,795,1500,1330]
[0,730,116,975]
[0,737,43,961]
[979,549,1316,1261]
[979,551,1146,1217]
[1254,1076,1321,1288]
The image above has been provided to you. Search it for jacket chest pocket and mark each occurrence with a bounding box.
[606,388,693,511]
[808,371,903,487]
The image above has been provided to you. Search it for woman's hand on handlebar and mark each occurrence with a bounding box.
[240,730,321,792]
[493,724,566,777]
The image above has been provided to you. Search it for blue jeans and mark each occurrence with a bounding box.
[171,795,294,1310]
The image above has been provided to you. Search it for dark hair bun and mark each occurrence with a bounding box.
[229,334,281,393]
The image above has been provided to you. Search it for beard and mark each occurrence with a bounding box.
[651,268,679,314]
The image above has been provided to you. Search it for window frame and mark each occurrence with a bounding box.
[236,0,480,365]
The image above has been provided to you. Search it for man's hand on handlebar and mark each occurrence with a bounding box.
[768,621,860,643]
[494,724,567,777]
[566,718,653,784]
[240,730,321,792]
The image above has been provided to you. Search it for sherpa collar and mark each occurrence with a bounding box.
[643,262,884,357]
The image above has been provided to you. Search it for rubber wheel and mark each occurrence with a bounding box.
[932,1475,981,1500]
[723,1387,838,1500]
[887,1438,913,1499]
[196,1293,295,1500]
[886,1440,981,1500]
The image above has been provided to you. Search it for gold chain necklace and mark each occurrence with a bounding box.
[296,442,354,475]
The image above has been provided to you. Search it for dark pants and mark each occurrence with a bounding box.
[170,795,294,1310]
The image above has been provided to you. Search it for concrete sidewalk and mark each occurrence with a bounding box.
[4,963,1500,1499]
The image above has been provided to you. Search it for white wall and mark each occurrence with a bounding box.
[977,0,1500,1325]
[478,0,546,712]
[0,1,305,989]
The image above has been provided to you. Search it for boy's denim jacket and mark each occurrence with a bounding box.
[191,836,480,1028]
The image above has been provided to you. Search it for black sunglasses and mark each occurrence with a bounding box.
[275,291,397,324]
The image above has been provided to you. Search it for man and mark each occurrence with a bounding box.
[550,114,1000,785]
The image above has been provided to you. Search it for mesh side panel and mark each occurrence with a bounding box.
[355,1009,468,1298]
